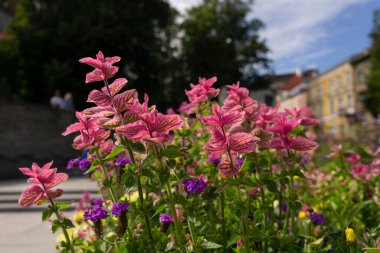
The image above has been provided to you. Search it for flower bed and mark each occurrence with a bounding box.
[18,51,380,252]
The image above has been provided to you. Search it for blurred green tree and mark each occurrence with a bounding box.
[180,0,269,92]
[0,0,177,109]
[365,9,380,117]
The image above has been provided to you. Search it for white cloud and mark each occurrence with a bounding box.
[253,0,373,62]
[169,0,374,70]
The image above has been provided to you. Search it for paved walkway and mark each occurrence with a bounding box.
[0,177,99,253]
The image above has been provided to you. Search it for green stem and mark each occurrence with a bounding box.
[48,199,75,253]
[95,150,118,203]
[260,185,268,253]
[124,140,153,241]
[188,218,198,252]
[234,184,250,252]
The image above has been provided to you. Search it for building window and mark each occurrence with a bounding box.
[356,71,363,83]
[346,71,351,87]
[338,95,342,110]
[337,74,342,90]
[330,98,334,113]
[329,79,334,94]
[347,93,352,107]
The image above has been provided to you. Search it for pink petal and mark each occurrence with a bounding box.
[221,111,242,126]
[116,123,149,141]
[36,168,57,185]
[105,56,121,65]
[151,114,183,133]
[85,69,104,83]
[44,173,69,189]
[78,57,102,69]
[102,78,127,96]
[228,133,259,153]
[46,188,64,199]
[113,89,138,113]
[290,137,318,151]
[41,161,54,171]
[62,122,85,136]
[82,106,115,117]
[18,185,44,208]
[19,167,35,177]
[198,114,220,127]
[268,137,286,150]
[87,90,112,106]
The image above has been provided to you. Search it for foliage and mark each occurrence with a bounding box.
[365,9,380,117]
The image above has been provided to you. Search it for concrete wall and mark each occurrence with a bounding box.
[0,101,81,180]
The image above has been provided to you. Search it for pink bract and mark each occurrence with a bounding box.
[79,51,120,83]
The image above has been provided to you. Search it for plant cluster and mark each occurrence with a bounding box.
[18,52,380,253]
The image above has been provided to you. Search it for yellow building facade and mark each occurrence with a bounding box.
[308,62,356,139]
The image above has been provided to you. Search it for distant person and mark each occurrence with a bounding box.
[50,90,65,110]
[63,92,75,112]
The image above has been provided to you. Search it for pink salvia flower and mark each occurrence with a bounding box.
[79,51,120,83]
[198,105,242,128]
[268,114,300,135]
[284,106,320,126]
[269,137,318,152]
[19,162,68,208]
[116,109,183,143]
[325,144,343,158]
[185,76,219,103]
[177,101,197,115]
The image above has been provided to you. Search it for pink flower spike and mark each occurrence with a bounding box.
[185,76,219,103]
[79,51,121,83]
[268,114,300,135]
[198,105,242,128]
[290,137,318,151]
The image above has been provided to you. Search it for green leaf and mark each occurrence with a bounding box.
[241,156,253,171]
[166,159,177,168]
[51,220,60,234]
[89,146,100,154]
[140,168,155,178]
[61,218,74,229]
[161,145,181,158]
[103,145,124,161]
[55,202,71,210]
[254,209,264,223]
[42,207,54,221]
[84,161,100,174]
[200,240,223,249]
[131,142,145,153]
[151,203,167,219]
[363,248,380,253]
[122,167,136,189]
[141,154,156,169]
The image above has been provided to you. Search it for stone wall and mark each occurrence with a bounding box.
[0,101,81,180]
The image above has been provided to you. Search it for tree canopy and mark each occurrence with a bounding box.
[0,0,269,110]
[365,9,380,117]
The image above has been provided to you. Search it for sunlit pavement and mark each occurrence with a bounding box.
[0,177,99,253]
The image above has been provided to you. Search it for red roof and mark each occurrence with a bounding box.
[281,75,304,91]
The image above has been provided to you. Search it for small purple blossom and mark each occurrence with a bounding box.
[84,205,108,223]
[182,178,207,194]
[115,157,131,167]
[79,159,91,170]
[92,198,103,206]
[159,214,174,223]
[208,157,220,166]
[236,158,244,167]
[67,158,81,169]
[311,212,326,225]
[111,202,130,217]
[293,183,301,188]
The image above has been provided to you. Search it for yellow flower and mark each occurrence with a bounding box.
[125,191,139,203]
[298,211,307,219]
[73,210,84,224]
[345,227,356,243]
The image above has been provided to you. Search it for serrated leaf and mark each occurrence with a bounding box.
[200,241,223,249]
[141,154,156,169]
[51,220,60,233]
[162,145,181,158]
[42,207,54,221]
[131,142,145,153]
[122,172,135,189]
[61,218,74,228]
[103,145,124,161]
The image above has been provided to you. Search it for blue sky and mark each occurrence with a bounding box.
[169,0,380,74]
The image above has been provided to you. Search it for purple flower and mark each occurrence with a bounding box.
[79,159,91,170]
[67,158,81,169]
[115,157,131,167]
[159,214,174,224]
[236,158,244,167]
[293,183,301,188]
[92,198,103,206]
[182,178,207,194]
[111,202,130,217]
[84,205,108,223]
[311,212,326,225]
[208,157,220,166]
